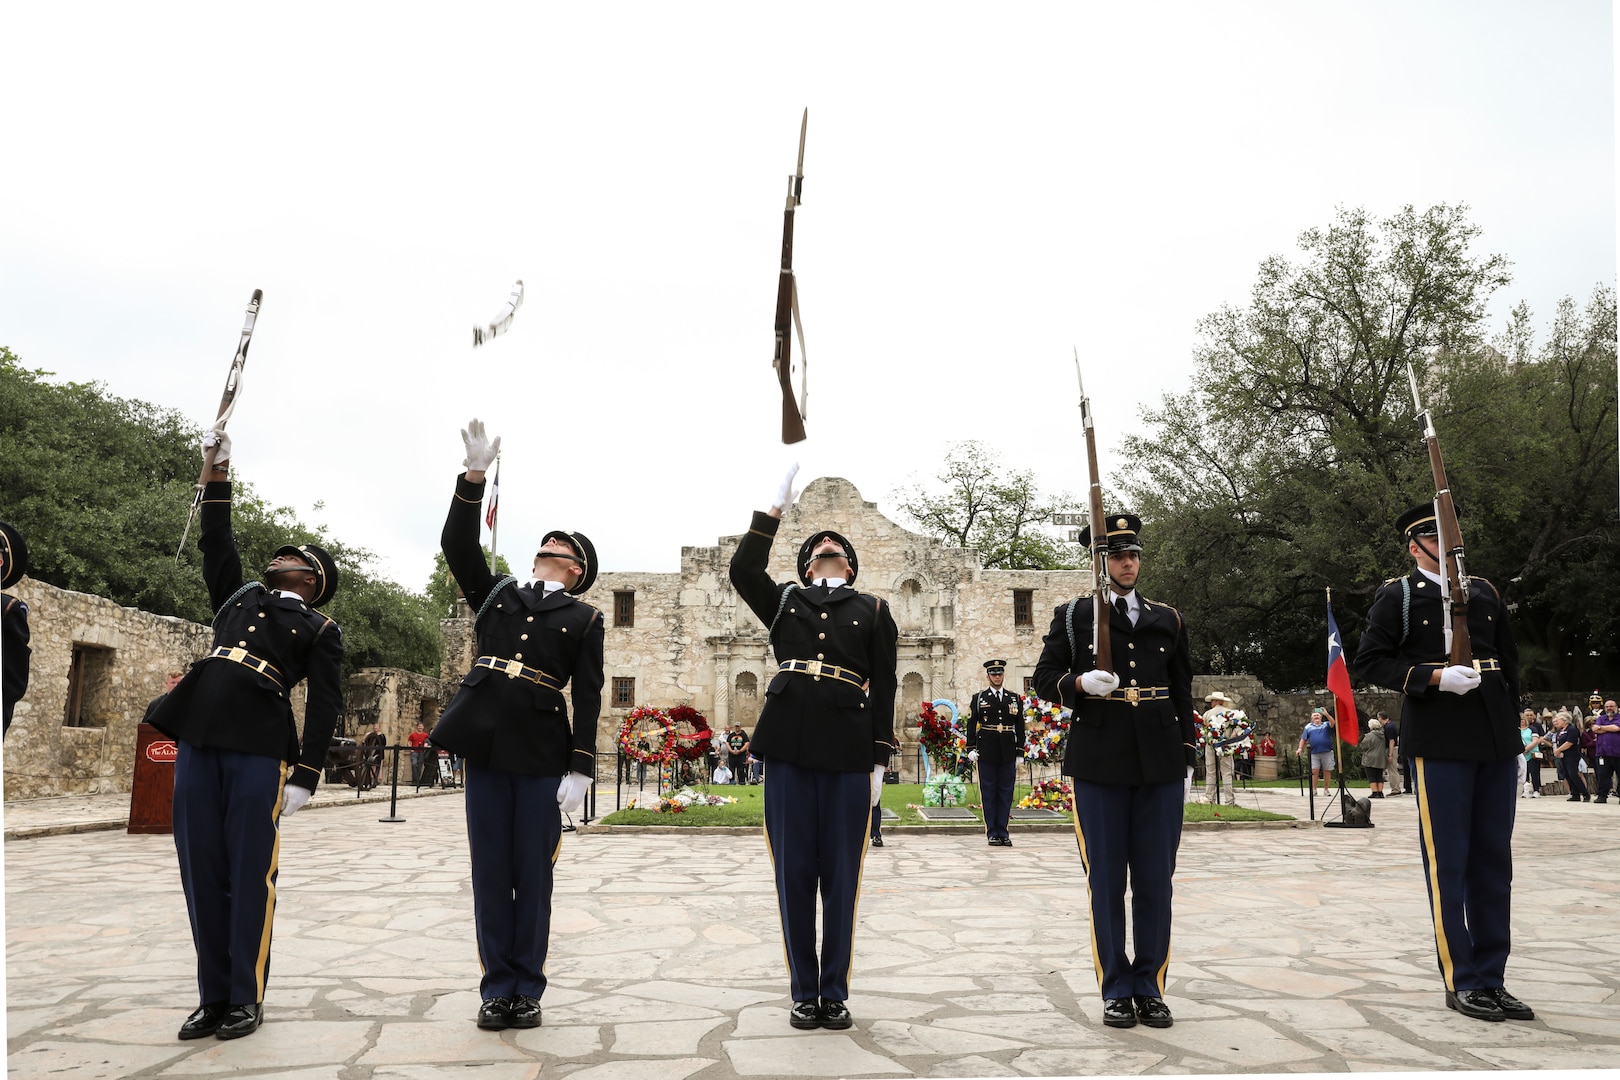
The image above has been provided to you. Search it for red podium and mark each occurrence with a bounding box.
[128,722,178,834]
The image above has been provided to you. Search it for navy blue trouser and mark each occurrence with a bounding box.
[465,763,563,1000]
[982,758,1016,841]
[173,742,287,1006]
[1413,756,1516,992]
[1070,778,1184,1001]
[763,760,871,1003]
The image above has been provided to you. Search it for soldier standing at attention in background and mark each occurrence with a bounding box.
[967,659,1025,846]
[430,419,603,1033]
[1,521,30,735]
[148,430,344,1041]
[1034,513,1195,1031]
[729,464,899,1032]
[1354,503,1531,1024]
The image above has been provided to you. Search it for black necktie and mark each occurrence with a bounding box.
[1115,596,1129,623]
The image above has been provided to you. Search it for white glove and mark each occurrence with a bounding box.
[771,462,801,511]
[871,764,886,807]
[967,749,979,763]
[282,785,311,817]
[1079,670,1120,697]
[1438,665,1482,695]
[202,427,232,465]
[461,418,502,472]
[557,771,592,814]
[1184,766,1194,800]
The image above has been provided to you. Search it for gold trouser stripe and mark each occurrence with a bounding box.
[1414,757,1457,990]
[255,765,287,1002]
[760,767,794,983]
[1071,806,1106,993]
[843,777,873,994]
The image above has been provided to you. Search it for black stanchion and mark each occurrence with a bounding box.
[380,745,406,823]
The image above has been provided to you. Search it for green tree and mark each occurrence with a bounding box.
[1117,205,1617,690]
[893,441,1078,569]
[425,547,513,617]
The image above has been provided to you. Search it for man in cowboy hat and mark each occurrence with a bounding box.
[1201,691,1239,806]
[431,419,604,1033]
[148,429,343,1042]
[1355,502,1529,1024]
[1,521,30,735]
[967,659,1026,846]
[729,464,898,1031]
[1033,512,1196,1031]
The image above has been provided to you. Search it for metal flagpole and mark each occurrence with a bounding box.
[487,454,501,574]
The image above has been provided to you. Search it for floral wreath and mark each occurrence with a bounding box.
[1203,707,1254,757]
[1018,777,1073,812]
[1022,696,1070,762]
[666,704,714,762]
[618,706,674,764]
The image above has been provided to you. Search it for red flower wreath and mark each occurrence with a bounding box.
[618,706,674,764]
[666,704,713,762]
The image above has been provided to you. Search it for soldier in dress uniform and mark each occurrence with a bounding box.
[1354,503,1533,1023]
[148,431,343,1041]
[729,464,899,1031]
[1033,513,1195,1030]
[430,419,603,1032]
[1,521,30,735]
[967,659,1025,846]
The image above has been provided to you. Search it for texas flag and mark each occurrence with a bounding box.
[484,460,500,530]
[1326,600,1361,747]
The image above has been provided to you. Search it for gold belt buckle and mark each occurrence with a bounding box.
[1124,687,1140,706]
[223,646,248,664]
[804,660,823,677]
[498,659,519,679]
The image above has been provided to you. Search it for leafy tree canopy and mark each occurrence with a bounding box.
[425,547,512,617]
[893,441,1079,570]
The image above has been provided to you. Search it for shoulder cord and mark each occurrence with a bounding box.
[214,581,264,628]
[475,575,519,623]
[1065,597,1081,662]
[1400,578,1411,646]
[768,583,800,634]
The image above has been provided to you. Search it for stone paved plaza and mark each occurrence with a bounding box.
[6,785,1619,1078]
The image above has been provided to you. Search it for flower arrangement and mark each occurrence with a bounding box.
[917,700,964,767]
[923,772,967,807]
[1204,708,1253,757]
[1018,778,1073,811]
[1022,696,1070,762]
[666,704,714,762]
[626,787,738,813]
[618,706,674,764]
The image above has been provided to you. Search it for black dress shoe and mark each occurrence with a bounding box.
[870,834,883,847]
[789,1000,821,1029]
[1102,998,1137,1028]
[819,999,853,1030]
[988,837,999,846]
[477,997,512,1030]
[215,1003,262,1040]
[1133,995,1173,1028]
[178,1002,228,1040]
[507,994,542,1028]
[1001,836,1013,847]
[1446,989,1506,1022]
[1490,987,1535,1020]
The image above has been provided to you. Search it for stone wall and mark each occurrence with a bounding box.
[345,669,447,747]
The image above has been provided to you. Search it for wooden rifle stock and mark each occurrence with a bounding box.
[772,109,808,445]
[1407,361,1471,666]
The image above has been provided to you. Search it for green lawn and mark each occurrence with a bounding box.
[594,782,1294,826]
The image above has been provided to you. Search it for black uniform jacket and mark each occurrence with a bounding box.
[729,511,899,772]
[966,687,1025,765]
[148,481,344,793]
[430,474,603,778]
[1033,593,1196,786]
[1354,570,1520,763]
[2,592,29,734]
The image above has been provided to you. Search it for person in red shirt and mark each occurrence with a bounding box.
[408,720,431,785]
[1259,733,1277,757]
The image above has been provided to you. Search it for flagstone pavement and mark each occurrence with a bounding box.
[6,785,1619,1079]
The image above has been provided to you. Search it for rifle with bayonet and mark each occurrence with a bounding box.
[1074,349,1113,674]
[176,289,262,561]
[772,108,809,445]
[1405,360,1472,666]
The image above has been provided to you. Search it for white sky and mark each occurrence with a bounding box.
[2,1,1613,589]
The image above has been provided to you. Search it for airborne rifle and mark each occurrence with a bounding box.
[1074,349,1113,674]
[1405,360,1472,666]
[772,108,809,444]
[176,289,262,561]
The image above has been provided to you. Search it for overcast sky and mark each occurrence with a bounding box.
[2,2,1613,589]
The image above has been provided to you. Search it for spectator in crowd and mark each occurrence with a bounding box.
[1553,711,1588,802]
[409,719,430,785]
[1521,709,1548,796]
[142,670,186,725]
[1592,699,1620,803]
[712,760,733,785]
[1258,732,1277,757]
[1299,708,1336,796]
[1516,712,1536,799]
[1578,713,1598,789]
[1360,717,1387,797]
[725,724,749,784]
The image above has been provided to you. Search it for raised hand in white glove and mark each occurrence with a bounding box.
[771,462,801,512]
[201,427,232,466]
[461,418,502,473]
[282,785,311,817]
[871,764,886,807]
[1079,669,1120,697]
[1438,665,1482,695]
[557,771,592,814]
[967,749,980,763]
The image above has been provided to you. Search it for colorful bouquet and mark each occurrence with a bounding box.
[1022,696,1070,762]
[923,772,967,807]
[1204,708,1253,757]
[917,700,964,767]
[1018,778,1074,811]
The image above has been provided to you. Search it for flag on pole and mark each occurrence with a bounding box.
[1326,597,1360,748]
[484,460,500,530]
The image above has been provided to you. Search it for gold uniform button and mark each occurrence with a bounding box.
[1128,643,1135,650]
[821,612,829,620]
[527,616,534,623]
[521,634,529,640]
[817,653,824,660]
[497,604,503,608]
[813,675,821,682]
[248,626,256,632]
[1129,660,1136,668]
[514,652,523,660]
[238,640,247,647]
[1417,581,1426,589]
[790,607,796,614]
[818,632,826,640]
[561,627,568,633]
[259,612,266,617]
[853,620,859,626]
[291,629,297,635]
[1423,620,1429,625]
